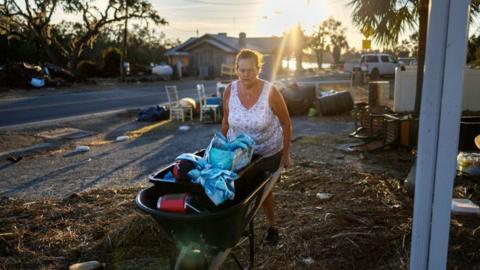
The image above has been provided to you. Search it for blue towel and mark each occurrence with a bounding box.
[176,152,238,205]
[188,168,238,205]
[206,132,254,172]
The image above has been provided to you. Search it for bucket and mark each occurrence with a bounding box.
[314,91,354,116]
[368,81,390,107]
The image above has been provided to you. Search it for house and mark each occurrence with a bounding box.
[165,32,283,78]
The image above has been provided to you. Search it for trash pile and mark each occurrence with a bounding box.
[0,62,74,89]
[274,81,316,116]
[137,105,170,122]
[274,81,354,117]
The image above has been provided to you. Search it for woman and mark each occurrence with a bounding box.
[221,49,291,245]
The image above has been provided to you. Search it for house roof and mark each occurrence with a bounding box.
[165,33,283,56]
[165,37,198,56]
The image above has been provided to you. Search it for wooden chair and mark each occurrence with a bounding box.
[197,84,221,122]
[165,85,193,121]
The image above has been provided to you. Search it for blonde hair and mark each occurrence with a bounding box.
[235,49,263,70]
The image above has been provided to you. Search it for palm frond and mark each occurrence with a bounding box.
[349,0,418,47]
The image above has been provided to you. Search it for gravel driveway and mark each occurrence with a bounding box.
[0,114,353,199]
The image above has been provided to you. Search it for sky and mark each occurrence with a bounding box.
[152,0,366,49]
[50,0,368,50]
[44,0,480,51]
[53,0,480,51]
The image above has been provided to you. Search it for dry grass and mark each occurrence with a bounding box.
[1,136,479,270]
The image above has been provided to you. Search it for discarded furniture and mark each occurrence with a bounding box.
[350,102,418,151]
[394,67,480,112]
[276,82,316,116]
[165,85,193,121]
[314,91,353,116]
[220,64,235,78]
[197,84,221,122]
[216,81,229,100]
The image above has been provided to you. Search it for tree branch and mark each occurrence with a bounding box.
[23,0,33,19]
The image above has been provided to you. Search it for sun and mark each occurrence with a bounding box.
[255,0,328,36]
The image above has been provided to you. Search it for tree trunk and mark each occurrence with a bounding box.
[69,44,83,78]
[414,0,430,115]
[333,46,341,65]
[295,50,303,74]
[70,54,79,78]
[315,50,322,69]
[319,49,324,69]
[36,32,62,66]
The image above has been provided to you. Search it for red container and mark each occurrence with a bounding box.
[157,193,189,213]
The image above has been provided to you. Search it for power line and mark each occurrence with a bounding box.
[182,0,264,6]
[162,10,265,20]
[165,25,198,33]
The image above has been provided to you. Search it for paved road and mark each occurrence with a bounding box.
[0,81,219,128]
[0,74,350,128]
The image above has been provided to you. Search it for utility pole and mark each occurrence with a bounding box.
[121,0,129,82]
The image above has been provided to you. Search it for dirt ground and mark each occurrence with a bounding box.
[0,127,414,270]
[1,85,480,269]
[1,122,480,270]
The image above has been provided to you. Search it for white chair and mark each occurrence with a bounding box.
[216,81,229,99]
[165,85,193,121]
[197,84,221,122]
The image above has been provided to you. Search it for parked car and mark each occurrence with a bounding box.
[360,53,401,80]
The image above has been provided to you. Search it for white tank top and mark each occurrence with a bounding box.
[227,80,283,157]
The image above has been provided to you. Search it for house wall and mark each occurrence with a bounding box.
[188,43,235,78]
[168,56,190,75]
[169,56,190,67]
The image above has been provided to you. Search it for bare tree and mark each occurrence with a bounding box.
[0,0,62,64]
[309,18,348,69]
[331,30,349,65]
[60,0,167,75]
[0,0,167,76]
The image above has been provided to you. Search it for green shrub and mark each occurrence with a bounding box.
[102,47,121,77]
[77,60,100,78]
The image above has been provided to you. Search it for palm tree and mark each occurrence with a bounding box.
[349,0,479,114]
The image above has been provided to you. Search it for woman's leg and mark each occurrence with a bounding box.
[263,191,276,227]
[258,151,282,244]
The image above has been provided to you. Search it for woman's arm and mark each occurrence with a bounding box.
[269,85,292,168]
[221,85,232,136]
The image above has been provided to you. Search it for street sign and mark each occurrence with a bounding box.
[361,26,373,38]
[362,39,371,50]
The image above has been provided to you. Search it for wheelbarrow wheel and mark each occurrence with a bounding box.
[175,246,208,270]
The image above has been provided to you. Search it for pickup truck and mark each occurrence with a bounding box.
[360,53,401,80]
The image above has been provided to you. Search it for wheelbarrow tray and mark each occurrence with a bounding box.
[135,153,277,249]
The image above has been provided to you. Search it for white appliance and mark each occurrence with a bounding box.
[393,67,480,112]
